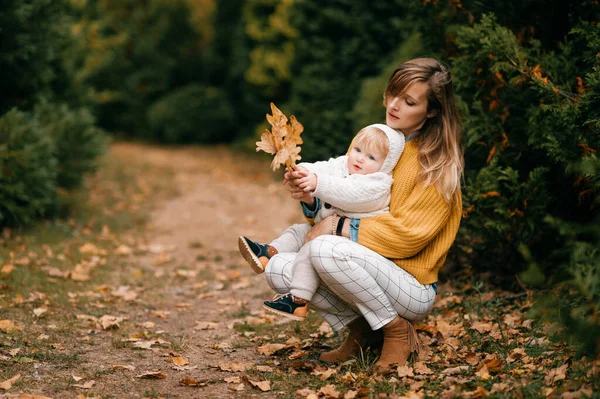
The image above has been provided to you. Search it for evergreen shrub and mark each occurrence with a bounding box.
[34,101,107,189]
[0,109,57,226]
[147,84,234,143]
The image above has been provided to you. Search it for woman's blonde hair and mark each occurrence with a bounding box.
[384,57,464,202]
[351,126,390,156]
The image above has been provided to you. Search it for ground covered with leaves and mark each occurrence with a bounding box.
[0,143,597,399]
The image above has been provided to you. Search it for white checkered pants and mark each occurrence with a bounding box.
[265,235,436,331]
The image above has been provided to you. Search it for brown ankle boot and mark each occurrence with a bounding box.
[319,318,383,363]
[373,316,419,373]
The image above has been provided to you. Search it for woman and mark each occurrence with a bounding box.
[266,57,463,372]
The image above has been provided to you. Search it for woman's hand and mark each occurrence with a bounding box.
[305,215,351,243]
[304,215,335,243]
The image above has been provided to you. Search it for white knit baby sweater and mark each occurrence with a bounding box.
[299,124,405,223]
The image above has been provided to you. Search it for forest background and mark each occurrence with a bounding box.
[1,0,599,362]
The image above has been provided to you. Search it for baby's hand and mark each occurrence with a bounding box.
[298,173,318,192]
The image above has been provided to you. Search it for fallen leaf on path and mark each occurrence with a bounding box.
[224,377,241,383]
[9,348,21,357]
[312,368,336,381]
[254,365,274,372]
[475,364,490,379]
[1,264,14,274]
[249,379,271,392]
[194,321,218,330]
[544,363,568,385]
[471,321,494,334]
[344,390,358,399]
[100,315,123,330]
[72,375,84,382]
[175,269,197,278]
[397,365,415,377]
[0,320,20,333]
[229,383,245,392]
[167,356,189,366]
[257,343,286,356]
[111,286,138,301]
[179,377,207,387]
[37,334,49,341]
[0,374,21,390]
[441,365,470,375]
[72,380,95,389]
[152,310,170,319]
[172,365,198,371]
[414,361,434,375]
[112,365,136,371]
[296,388,317,397]
[136,371,166,379]
[319,384,341,398]
[484,354,503,371]
[115,245,132,256]
[33,308,47,317]
[218,362,248,372]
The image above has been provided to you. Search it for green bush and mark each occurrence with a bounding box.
[34,101,107,189]
[147,84,234,143]
[0,109,57,226]
[0,0,71,114]
[68,0,207,136]
[284,0,416,161]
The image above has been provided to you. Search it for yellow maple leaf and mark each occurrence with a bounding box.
[256,102,303,171]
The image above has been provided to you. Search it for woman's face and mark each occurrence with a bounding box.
[385,81,431,135]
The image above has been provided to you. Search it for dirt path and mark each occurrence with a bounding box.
[81,143,306,398]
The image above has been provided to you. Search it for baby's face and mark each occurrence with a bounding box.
[347,144,386,175]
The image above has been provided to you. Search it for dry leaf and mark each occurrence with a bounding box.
[0,320,20,333]
[0,374,21,390]
[1,264,14,274]
[257,343,286,356]
[72,375,84,382]
[224,377,241,383]
[194,321,218,330]
[319,384,341,398]
[256,102,303,171]
[545,363,568,385]
[73,380,95,389]
[33,308,47,317]
[111,286,138,301]
[115,245,132,256]
[179,377,207,387]
[397,365,415,377]
[249,380,271,392]
[218,362,248,372]
[484,354,503,371]
[475,364,490,380]
[99,315,122,330]
[168,356,189,366]
[112,365,136,371]
[413,361,434,375]
[254,365,274,372]
[136,371,166,379]
[441,365,470,375]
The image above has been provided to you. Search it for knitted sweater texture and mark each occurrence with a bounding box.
[358,140,462,285]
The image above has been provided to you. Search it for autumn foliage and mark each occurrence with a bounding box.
[256,103,303,171]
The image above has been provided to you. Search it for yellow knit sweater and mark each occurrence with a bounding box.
[358,139,462,284]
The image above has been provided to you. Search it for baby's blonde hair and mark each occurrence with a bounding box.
[351,126,389,157]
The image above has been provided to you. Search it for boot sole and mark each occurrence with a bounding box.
[238,236,266,274]
[262,303,306,321]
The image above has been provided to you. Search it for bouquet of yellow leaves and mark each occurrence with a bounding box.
[256,102,303,171]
